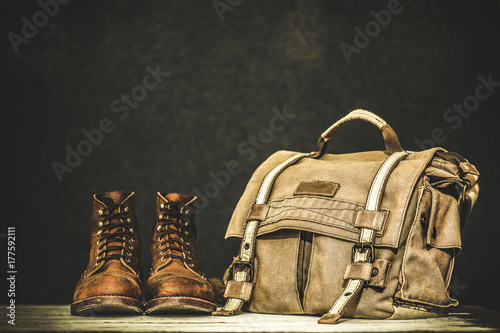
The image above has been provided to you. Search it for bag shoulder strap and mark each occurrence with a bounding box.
[213,153,311,316]
[318,150,409,324]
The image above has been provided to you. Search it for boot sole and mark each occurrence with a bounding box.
[145,296,216,314]
[71,295,143,315]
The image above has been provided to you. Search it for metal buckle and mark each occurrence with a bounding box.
[352,242,374,262]
[229,258,254,282]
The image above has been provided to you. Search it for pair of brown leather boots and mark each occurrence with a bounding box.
[70,191,216,315]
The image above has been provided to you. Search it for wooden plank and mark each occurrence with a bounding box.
[1,305,498,332]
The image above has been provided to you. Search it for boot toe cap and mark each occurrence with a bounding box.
[147,274,215,302]
[73,273,142,302]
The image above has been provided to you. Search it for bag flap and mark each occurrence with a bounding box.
[258,195,392,246]
[226,148,444,248]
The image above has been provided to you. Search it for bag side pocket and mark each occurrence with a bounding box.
[399,181,461,307]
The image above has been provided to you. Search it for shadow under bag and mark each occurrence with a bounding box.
[213,110,480,324]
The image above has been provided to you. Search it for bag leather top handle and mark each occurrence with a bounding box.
[313,109,404,158]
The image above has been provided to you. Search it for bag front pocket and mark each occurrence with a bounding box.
[399,182,461,307]
[247,229,305,314]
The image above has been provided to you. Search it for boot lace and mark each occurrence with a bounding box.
[95,198,135,266]
[156,201,194,268]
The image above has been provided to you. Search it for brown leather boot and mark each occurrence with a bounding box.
[71,191,143,315]
[145,192,216,314]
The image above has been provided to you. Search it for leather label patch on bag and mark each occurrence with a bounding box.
[293,181,340,197]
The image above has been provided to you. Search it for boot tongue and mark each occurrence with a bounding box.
[99,191,129,204]
[103,261,125,271]
[100,197,117,208]
[163,193,191,205]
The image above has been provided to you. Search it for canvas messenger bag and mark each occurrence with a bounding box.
[213,110,480,324]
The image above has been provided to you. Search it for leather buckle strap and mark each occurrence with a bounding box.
[319,150,409,324]
[224,280,254,302]
[354,210,387,231]
[246,204,270,222]
[368,259,391,288]
[343,259,391,286]
[343,262,373,281]
[213,153,311,317]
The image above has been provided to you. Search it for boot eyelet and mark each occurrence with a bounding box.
[128,245,134,250]
[186,242,190,246]
[161,256,167,261]
[129,228,134,234]
[97,230,103,236]
[98,209,103,215]
[159,244,164,249]
[127,218,131,224]
[188,263,194,267]
[98,221,104,227]
[160,203,165,209]
[97,240,102,245]
[124,207,129,212]
[185,231,189,235]
[187,256,192,260]
[158,214,163,220]
[127,252,132,257]
[187,251,191,255]
[184,222,189,227]
[157,225,162,232]
[95,262,99,267]
[97,248,102,253]
[160,250,166,255]
[158,237,163,242]
[125,258,131,263]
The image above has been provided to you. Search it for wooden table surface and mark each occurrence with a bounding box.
[1,305,499,332]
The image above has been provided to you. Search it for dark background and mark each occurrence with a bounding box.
[2,0,499,312]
